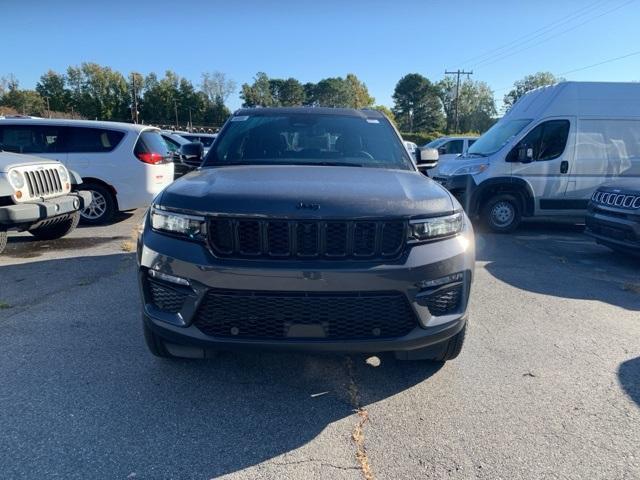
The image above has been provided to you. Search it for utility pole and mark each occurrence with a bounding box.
[173,100,179,129]
[188,107,193,132]
[444,69,473,133]
[130,74,139,124]
[44,97,51,118]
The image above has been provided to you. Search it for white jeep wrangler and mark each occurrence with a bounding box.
[0,151,91,254]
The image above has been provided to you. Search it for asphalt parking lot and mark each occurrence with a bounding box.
[0,211,638,480]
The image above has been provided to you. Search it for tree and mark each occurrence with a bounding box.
[438,77,496,133]
[504,72,562,110]
[36,70,70,113]
[0,77,46,116]
[310,77,352,107]
[200,71,236,103]
[345,74,374,108]
[392,73,444,132]
[240,72,274,107]
[272,78,306,106]
[204,97,231,126]
[141,71,181,124]
[65,63,129,120]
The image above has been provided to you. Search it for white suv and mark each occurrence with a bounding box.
[0,119,174,224]
[424,136,478,175]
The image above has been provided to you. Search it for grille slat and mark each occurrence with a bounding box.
[194,289,417,340]
[21,167,62,198]
[592,190,640,210]
[423,284,463,316]
[148,281,188,313]
[208,218,405,261]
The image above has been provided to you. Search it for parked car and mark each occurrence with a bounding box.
[403,140,418,156]
[0,119,174,224]
[585,180,640,256]
[425,136,478,176]
[138,107,475,362]
[174,132,217,155]
[432,82,640,232]
[0,151,91,254]
[160,131,204,179]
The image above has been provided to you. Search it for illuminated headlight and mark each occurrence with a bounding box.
[452,163,489,176]
[417,272,464,290]
[58,166,69,183]
[8,170,25,189]
[150,207,205,239]
[409,213,463,241]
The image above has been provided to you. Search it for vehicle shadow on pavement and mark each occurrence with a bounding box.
[618,357,640,408]
[477,222,640,311]
[0,253,443,479]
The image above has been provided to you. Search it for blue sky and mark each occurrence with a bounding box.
[1,0,639,111]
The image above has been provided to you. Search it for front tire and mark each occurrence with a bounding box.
[396,324,467,362]
[29,212,80,240]
[80,184,117,225]
[0,231,7,254]
[482,194,522,233]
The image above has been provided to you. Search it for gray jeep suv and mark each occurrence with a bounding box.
[137,108,475,362]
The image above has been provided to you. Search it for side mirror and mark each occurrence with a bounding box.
[438,147,447,155]
[415,147,439,170]
[180,142,204,163]
[517,144,534,163]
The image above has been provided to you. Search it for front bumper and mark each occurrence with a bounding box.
[0,191,91,228]
[585,205,640,254]
[138,221,475,353]
[432,175,477,214]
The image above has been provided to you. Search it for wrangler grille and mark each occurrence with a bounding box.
[23,167,64,199]
[193,289,417,340]
[207,218,406,260]
[591,190,640,210]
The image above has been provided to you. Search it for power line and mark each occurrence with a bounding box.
[459,0,606,66]
[559,49,640,75]
[445,69,473,133]
[470,0,636,70]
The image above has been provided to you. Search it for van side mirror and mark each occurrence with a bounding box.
[517,144,534,163]
[180,142,204,163]
[415,147,439,170]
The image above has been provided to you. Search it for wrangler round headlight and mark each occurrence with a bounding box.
[409,212,463,241]
[150,207,206,239]
[58,166,69,183]
[8,170,25,189]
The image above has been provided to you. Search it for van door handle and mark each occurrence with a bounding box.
[560,161,568,174]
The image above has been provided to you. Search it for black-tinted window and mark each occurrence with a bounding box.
[440,139,464,155]
[204,113,412,170]
[181,134,215,147]
[0,125,62,153]
[66,127,124,153]
[510,120,570,162]
[467,139,476,147]
[162,135,180,153]
[135,130,170,155]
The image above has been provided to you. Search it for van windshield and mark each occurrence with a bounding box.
[425,138,447,148]
[467,119,532,156]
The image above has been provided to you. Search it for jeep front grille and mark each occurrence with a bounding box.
[591,190,640,210]
[23,168,64,199]
[207,218,406,260]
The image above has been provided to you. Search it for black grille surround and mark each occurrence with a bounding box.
[422,284,464,316]
[193,289,418,341]
[207,217,407,260]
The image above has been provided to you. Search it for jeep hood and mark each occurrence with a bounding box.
[0,151,61,172]
[159,165,455,218]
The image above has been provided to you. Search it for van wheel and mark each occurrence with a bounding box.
[0,231,7,254]
[80,184,116,225]
[29,212,80,240]
[482,194,522,233]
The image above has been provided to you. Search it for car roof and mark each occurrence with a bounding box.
[233,106,385,119]
[0,118,158,133]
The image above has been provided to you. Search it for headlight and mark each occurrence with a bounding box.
[8,170,25,189]
[409,213,463,241]
[58,166,69,183]
[452,163,489,176]
[150,207,206,239]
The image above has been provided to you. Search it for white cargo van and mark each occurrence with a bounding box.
[0,119,174,224]
[433,82,640,232]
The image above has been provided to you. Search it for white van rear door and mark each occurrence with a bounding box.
[568,118,640,204]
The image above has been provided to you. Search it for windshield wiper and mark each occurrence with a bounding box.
[214,161,364,168]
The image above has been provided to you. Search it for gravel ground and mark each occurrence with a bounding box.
[0,211,638,480]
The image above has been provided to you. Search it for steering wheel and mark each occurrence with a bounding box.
[353,150,374,160]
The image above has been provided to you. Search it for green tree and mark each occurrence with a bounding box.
[200,71,236,103]
[240,72,274,107]
[310,77,352,107]
[65,63,129,120]
[141,71,181,124]
[0,77,46,116]
[438,77,496,133]
[345,73,374,108]
[36,70,70,113]
[392,73,444,132]
[272,78,306,106]
[503,72,562,110]
[204,97,231,126]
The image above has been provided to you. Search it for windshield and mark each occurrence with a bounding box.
[203,113,413,170]
[467,119,532,156]
[425,138,448,148]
